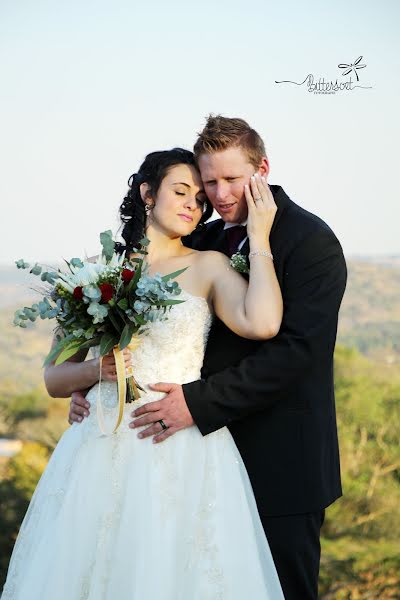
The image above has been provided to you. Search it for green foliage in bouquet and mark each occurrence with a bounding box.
[13,231,187,368]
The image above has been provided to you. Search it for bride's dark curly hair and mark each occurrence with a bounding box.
[115,148,213,257]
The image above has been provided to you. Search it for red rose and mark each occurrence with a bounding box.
[122,268,135,284]
[73,286,84,300]
[99,283,114,303]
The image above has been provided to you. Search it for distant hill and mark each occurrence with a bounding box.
[0,256,399,396]
[338,257,400,363]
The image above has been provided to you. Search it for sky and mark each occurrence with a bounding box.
[0,0,399,263]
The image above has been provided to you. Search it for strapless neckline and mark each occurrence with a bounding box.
[179,288,210,309]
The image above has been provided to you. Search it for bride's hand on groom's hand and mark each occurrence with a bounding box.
[129,383,194,443]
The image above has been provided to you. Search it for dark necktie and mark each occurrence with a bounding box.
[226,225,247,257]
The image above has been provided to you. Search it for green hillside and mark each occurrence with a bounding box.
[338,258,400,363]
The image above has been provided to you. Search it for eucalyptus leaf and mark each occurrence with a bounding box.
[30,264,42,276]
[72,328,86,338]
[138,236,150,247]
[63,316,76,327]
[87,302,108,324]
[55,341,85,366]
[108,309,122,333]
[15,259,30,269]
[23,308,38,322]
[77,336,102,351]
[84,327,96,340]
[45,271,58,284]
[70,258,84,268]
[38,298,51,313]
[127,262,143,295]
[14,309,28,320]
[161,267,187,282]
[119,323,135,350]
[134,314,146,326]
[47,306,61,318]
[43,334,75,366]
[100,332,117,356]
[115,306,129,326]
[156,299,185,307]
[83,284,101,301]
[117,298,128,310]
[100,230,115,261]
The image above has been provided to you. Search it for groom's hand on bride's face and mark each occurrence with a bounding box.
[129,383,194,443]
[68,391,91,425]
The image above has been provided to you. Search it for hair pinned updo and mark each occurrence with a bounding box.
[115,148,213,257]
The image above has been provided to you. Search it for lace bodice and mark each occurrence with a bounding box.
[86,291,213,430]
[94,290,212,387]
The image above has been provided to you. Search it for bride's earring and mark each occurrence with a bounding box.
[145,201,154,216]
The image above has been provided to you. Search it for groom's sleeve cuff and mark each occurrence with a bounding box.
[183,379,222,436]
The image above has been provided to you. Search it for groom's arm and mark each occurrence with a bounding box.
[183,227,347,435]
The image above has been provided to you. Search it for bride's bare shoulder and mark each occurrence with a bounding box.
[193,249,230,274]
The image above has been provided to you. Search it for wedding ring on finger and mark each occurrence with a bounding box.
[158,419,168,431]
[254,197,262,202]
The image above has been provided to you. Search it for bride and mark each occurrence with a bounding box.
[3,148,284,599]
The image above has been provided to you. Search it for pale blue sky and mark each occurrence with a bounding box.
[0,0,399,262]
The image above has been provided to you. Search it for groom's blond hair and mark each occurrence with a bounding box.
[193,115,267,169]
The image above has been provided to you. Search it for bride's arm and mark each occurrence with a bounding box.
[44,335,99,398]
[44,335,132,398]
[206,176,282,340]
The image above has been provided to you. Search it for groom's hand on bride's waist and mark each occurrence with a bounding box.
[129,383,194,443]
[68,391,91,424]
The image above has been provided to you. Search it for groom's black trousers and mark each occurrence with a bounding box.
[260,510,325,600]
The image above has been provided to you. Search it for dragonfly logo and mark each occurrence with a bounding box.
[275,56,372,95]
[338,56,366,82]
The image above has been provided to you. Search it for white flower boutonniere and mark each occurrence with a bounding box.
[230,252,249,274]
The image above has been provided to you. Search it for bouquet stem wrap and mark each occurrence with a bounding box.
[96,337,143,435]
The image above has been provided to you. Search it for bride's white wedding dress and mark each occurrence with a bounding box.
[3,291,284,599]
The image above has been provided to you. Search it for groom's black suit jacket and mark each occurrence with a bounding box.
[182,185,347,517]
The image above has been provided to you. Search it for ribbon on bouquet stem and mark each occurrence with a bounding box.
[96,337,142,435]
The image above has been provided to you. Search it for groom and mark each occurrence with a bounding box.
[69,116,347,599]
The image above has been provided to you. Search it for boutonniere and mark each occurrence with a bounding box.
[230,252,249,274]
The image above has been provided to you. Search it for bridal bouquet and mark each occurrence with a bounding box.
[14,231,186,410]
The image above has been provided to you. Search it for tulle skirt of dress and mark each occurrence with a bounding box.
[2,385,284,600]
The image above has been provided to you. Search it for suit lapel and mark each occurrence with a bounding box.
[241,237,250,257]
[201,219,229,255]
[213,221,229,254]
[269,185,291,238]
